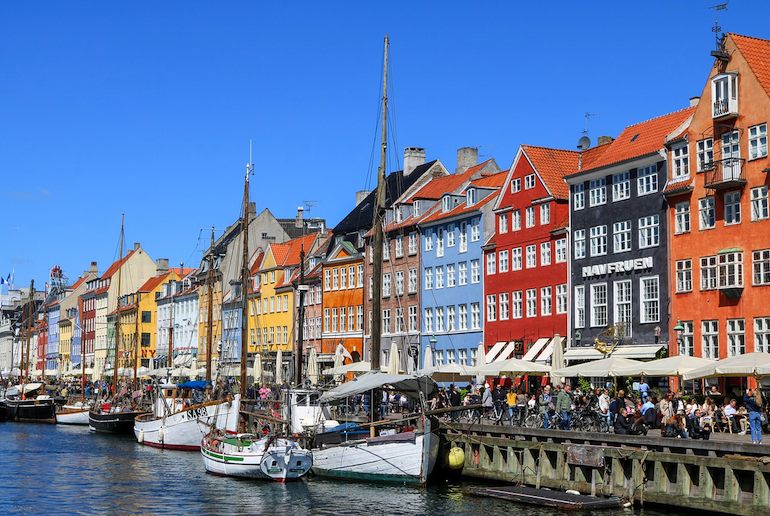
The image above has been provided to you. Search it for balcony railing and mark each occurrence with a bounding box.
[713,97,738,119]
[704,157,746,190]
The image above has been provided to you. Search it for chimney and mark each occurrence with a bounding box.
[597,136,614,146]
[155,258,169,275]
[133,242,140,251]
[88,261,98,274]
[355,190,370,206]
[689,96,700,107]
[248,202,256,216]
[456,147,478,173]
[403,147,426,176]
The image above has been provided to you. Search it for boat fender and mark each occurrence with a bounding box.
[158,426,165,443]
[623,502,632,508]
[447,447,465,470]
[138,429,144,443]
[565,489,581,496]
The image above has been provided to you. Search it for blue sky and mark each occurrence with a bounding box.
[1,1,768,288]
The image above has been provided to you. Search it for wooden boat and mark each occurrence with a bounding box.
[201,429,312,481]
[3,396,57,424]
[89,403,146,434]
[57,401,92,425]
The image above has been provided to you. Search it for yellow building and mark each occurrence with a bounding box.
[59,318,72,373]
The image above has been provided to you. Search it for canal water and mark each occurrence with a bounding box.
[0,423,668,515]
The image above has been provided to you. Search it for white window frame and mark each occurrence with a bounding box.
[525,206,535,228]
[589,283,607,328]
[424,268,433,290]
[589,178,607,207]
[589,225,607,257]
[753,249,770,286]
[613,279,632,337]
[499,250,509,273]
[574,285,585,328]
[573,229,586,259]
[638,215,659,249]
[573,183,585,210]
[700,255,717,290]
[749,123,768,160]
[471,259,480,283]
[498,213,508,234]
[751,186,769,221]
[435,266,444,289]
[525,244,537,268]
[699,197,715,230]
[675,202,691,234]
[702,320,719,360]
[555,239,567,263]
[499,293,509,321]
[671,144,689,179]
[424,308,433,333]
[637,165,658,196]
[524,174,536,189]
[408,232,418,255]
[446,264,456,287]
[540,242,551,266]
[724,191,741,225]
[512,247,522,270]
[613,220,631,253]
[540,203,550,225]
[511,210,521,231]
[486,252,496,275]
[640,276,660,324]
[727,318,745,357]
[512,290,523,319]
[676,259,692,293]
[471,303,480,329]
[754,317,770,353]
[556,284,567,314]
[408,268,417,293]
[697,138,714,172]
[612,172,630,202]
[526,289,537,318]
[540,287,552,316]
[458,262,467,285]
[486,295,497,322]
[510,178,521,193]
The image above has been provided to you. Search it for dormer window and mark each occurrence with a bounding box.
[394,205,403,223]
[466,188,476,206]
[712,73,738,118]
[671,144,689,179]
[413,200,421,217]
[441,195,452,213]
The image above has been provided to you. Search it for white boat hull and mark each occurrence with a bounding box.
[134,396,241,451]
[201,434,312,481]
[311,430,439,485]
[57,407,90,425]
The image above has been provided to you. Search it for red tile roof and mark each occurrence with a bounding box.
[520,144,608,199]
[70,274,89,290]
[101,249,136,280]
[470,170,507,189]
[419,188,499,226]
[579,107,695,173]
[730,33,770,99]
[250,250,265,275]
[271,233,319,268]
[663,178,694,196]
[411,159,493,200]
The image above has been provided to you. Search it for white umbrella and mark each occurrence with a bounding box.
[274,349,283,385]
[683,352,770,380]
[252,353,263,384]
[307,348,319,386]
[423,346,434,369]
[417,363,478,382]
[476,357,552,376]
[553,357,644,378]
[475,343,486,385]
[323,361,372,375]
[387,342,400,375]
[550,336,565,385]
[616,355,714,377]
[332,348,345,381]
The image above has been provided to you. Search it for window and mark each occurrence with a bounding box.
[556,284,567,314]
[339,307,346,332]
[446,225,455,247]
[700,256,718,290]
[526,245,536,268]
[459,223,467,252]
[435,350,444,366]
[407,306,417,332]
[471,303,480,329]
[424,268,432,290]
[540,242,551,266]
[512,291,522,319]
[727,319,745,357]
[511,210,521,231]
[713,73,738,117]
[637,165,658,195]
[382,309,391,334]
[332,269,339,289]
[678,321,694,356]
[486,295,496,322]
[435,267,444,289]
[697,138,714,172]
[573,229,586,259]
[640,276,659,323]
[754,249,770,285]
[510,178,521,193]
[526,289,537,318]
[471,260,480,283]
[676,259,692,292]
[458,304,467,330]
[555,239,566,263]
[702,320,719,359]
[612,172,630,201]
[755,317,770,353]
[357,305,363,330]
[424,231,433,251]
[673,202,690,234]
[499,251,509,273]
[324,270,331,290]
[413,201,421,218]
[724,191,741,225]
[540,204,550,225]
[589,178,606,206]
[470,220,480,241]
[441,196,452,212]
[718,251,743,288]
[466,188,476,206]
[589,225,607,256]
[423,308,433,333]
[525,206,535,228]
[395,271,404,295]
[348,306,355,331]
[671,145,689,178]
[141,311,151,323]
[722,130,741,180]
[573,183,585,210]
[486,252,496,275]
[395,236,403,258]
[349,266,355,288]
[499,293,509,320]
[382,273,392,297]
[613,221,631,253]
[751,186,769,221]
[638,215,659,248]
[357,265,364,287]
[749,123,768,160]
[340,267,347,289]
[331,308,337,332]
[499,213,508,233]
[525,174,536,189]
[590,283,608,327]
[458,262,467,285]
[436,228,444,257]
[446,350,456,365]
[614,280,632,337]
[408,232,417,255]
[446,264,456,287]
[395,307,405,333]
[511,247,522,270]
[408,268,417,293]
[541,287,552,316]
[699,197,715,230]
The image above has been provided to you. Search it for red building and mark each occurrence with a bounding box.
[80,275,98,371]
[484,145,591,363]
[35,319,47,374]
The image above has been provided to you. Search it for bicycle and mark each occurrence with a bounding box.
[491,400,515,426]
[460,406,482,425]
[524,410,545,429]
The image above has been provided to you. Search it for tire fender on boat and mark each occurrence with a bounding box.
[138,429,144,443]
[158,426,165,443]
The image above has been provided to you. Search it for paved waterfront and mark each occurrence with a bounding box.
[0,423,672,515]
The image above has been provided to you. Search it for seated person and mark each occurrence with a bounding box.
[688,408,711,440]
[723,399,739,432]
[663,414,689,438]
[613,407,633,435]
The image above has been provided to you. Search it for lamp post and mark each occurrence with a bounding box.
[673,320,685,356]
[573,330,582,347]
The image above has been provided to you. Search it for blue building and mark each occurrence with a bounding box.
[221,289,243,367]
[46,302,60,372]
[69,307,81,367]
[418,171,505,370]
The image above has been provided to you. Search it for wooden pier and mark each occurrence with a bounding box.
[438,422,770,515]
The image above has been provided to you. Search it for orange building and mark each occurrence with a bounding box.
[321,240,364,359]
[666,34,770,385]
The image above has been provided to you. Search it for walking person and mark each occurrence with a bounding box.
[539,386,553,429]
[744,388,763,444]
[555,384,573,430]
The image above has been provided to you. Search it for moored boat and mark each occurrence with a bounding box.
[89,403,146,434]
[4,396,57,424]
[57,401,92,425]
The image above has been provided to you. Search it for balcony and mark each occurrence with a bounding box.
[711,73,738,119]
[713,97,738,119]
[704,157,746,190]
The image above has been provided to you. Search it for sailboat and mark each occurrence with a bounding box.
[89,215,149,434]
[134,228,241,450]
[200,152,312,480]
[307,36,440,485]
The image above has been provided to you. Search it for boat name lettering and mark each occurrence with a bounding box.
[581,257,653,278]
[186,407,207,419]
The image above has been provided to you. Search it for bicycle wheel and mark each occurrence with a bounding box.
[524,413,542,429]
[598,418,609,433]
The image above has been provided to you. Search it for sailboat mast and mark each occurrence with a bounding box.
[23,279,34,388]
[370,35,389,372]
[133,291,139,391]
[112,213,124,397]
[240,160,252,399]
[80,297,86,402]
[205,225,215,391]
